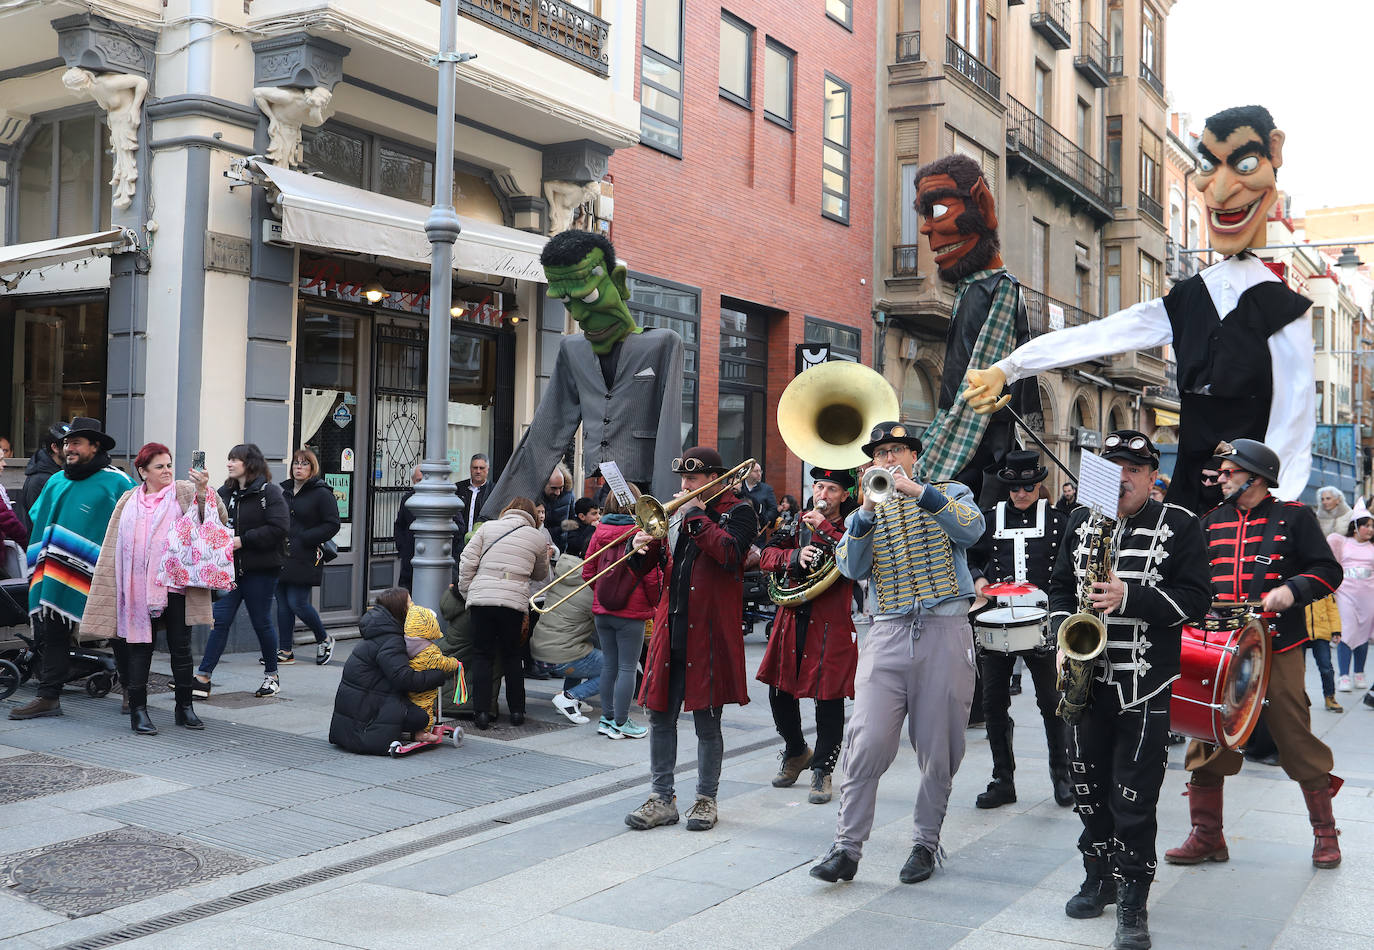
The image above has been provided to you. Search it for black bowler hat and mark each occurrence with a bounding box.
[861,421,923,459]
[996,449,1048,488]
[64,417,115,453]
[1101,429,1160,467]
[810,466,856,491]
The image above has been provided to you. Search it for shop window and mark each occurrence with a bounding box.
[822,74,851,224]
[805,316,861,362]
[1,296,107,456]
[15,113,112,243]
[641,0,685,156]
[826,0,852,30]
[628,273,699,450]
[764,39,795,128]
[719,12,753,107]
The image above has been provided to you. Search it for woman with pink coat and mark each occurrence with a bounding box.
[1327,498,1374,693]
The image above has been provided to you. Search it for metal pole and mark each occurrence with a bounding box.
[408,0,469,613]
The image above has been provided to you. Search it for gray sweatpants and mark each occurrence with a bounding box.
[833,612,977,859]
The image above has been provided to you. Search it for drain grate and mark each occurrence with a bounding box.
[448,714,573,740]
[0,752,137,805]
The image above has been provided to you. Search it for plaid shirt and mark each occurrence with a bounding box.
[920,269,1021,482]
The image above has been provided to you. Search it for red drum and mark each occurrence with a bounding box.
[1169,607,1272,750]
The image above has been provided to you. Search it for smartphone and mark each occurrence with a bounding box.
[191,450,206,472]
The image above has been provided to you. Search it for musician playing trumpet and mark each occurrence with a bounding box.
[756,468,860,805]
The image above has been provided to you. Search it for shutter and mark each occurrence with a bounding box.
[894,118,919,160]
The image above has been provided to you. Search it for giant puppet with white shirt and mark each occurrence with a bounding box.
[963,105,1313,514]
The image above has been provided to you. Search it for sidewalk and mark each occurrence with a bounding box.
[1,632,1370,950]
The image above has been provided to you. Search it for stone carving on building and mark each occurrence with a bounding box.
[252,86,334,168]
[544,179,601,235]
[61,68,147,210]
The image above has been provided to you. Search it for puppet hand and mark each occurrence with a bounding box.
[963,367,1009,415]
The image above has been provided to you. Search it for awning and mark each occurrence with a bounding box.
[0,229,135,279]
[1154,407,1180,427]
[254,161,546,283]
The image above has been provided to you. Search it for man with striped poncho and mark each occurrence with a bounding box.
[10,418,135,720]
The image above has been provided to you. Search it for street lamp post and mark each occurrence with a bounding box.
[408,0,473,613]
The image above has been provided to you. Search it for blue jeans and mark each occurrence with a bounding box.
[534,649,603,703]
[1336,640,1367,677]
[597,613,646,724]
[199,572,279,677]
[1309,640,1335,697]
[276,582,327,651]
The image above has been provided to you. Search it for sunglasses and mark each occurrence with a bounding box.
[672,456,714,473]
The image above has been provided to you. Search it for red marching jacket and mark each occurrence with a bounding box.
[755,514,858,700]
[633,490,757,712]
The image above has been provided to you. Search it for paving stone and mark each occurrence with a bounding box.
[1143,899,1285,949]
[183,808,371,861]
[862,873,1026,928]
[371,843,540,896]
[294,787,457,833]
[557,874,739,931]
[210,768,372,806]
[653,841,811,890]
[94,788,281,835]
[795,910,971,950]
[131,751,280,785]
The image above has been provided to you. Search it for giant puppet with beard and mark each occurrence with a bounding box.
[913,154,1040,506]
[965,106,1313,514]
[481,230,684,519]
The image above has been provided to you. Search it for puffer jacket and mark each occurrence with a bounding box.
[20,447,62,529]
[456,508,549,612]
[1306,594,1340,643]
[530,553,596,664]
[218,476,289,577]
[328,606,447,754]
[582,516,661,620]
[279,476,341,587]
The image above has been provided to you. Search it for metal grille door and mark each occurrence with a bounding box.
[370,324,426,557]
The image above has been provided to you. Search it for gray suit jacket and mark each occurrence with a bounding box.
[483,328,684,518]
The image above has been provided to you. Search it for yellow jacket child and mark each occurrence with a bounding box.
[404,604,460,732]
[1306,595,1340,643]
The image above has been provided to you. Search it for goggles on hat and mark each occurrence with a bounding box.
[1005,468,1041,480]
[672,456,711,473]
[1103,434,1150,452]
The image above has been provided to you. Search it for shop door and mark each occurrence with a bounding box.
[369,322,427,592]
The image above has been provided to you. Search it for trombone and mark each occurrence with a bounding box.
[529,458,757,615]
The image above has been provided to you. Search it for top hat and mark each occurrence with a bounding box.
[673,446,726,474]
[1101,429,1159,468]
[996,449,1048,487]
[810,466,856,492]
[860,421,923,459]
[64,417,115,453]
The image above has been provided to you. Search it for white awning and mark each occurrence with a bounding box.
[0,229,134,279]
[254,161,546,283]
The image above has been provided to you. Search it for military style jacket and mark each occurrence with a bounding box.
[969,498,1068,591]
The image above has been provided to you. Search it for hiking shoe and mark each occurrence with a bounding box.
[684,795,718,831]
[254,675,280,698]
[8,697,62,720]
[598,716,622,738]
[625,793,678,830]
[316,636,335,666]
[1326,696,1344,712]
[553,692,590,724]
[771,745,813,787]
[808,771,833,804]
[615,718,647,739]
[190,678,212,699]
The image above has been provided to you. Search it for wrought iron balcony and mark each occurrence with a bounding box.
[1139,60,1164,98]
[1074,21,1109,88]
[1139,190,1164,225]
[896,30,921,63]
[1030,0,1071,50]
[945,35,1000,100]
[893,244,921,278]
[459,0,610,77]
[1005,96,1117,221]
[1107,55,1124,77]
[1020,286,1099,339]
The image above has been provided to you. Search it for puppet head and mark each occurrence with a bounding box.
[913,154,1003,283]
[1195,105,1285,256]
[541,230,637,355]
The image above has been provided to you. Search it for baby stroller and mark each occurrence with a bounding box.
[741,570,776,640]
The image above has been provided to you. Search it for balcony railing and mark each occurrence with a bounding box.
[893,244,921,278]
[1073,21,1109,88]
[459,0,610,76]
[1139,190,1164,225]
[1030,1,1072,50]
[1020,285,1098,338]
[1107,55,1124,76]
[945,35,1000,100]
[1139,60,1164,98]
[1005,95,1117,218]
[896,30,921,63]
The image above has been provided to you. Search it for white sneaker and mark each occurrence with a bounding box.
[254,674,280,698]
[1338,675,1353,692]
[1355,673,1369,690]
[552,692,590,724]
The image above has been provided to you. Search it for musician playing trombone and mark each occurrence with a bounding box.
[810,422,984,886]
[756,467,860,805]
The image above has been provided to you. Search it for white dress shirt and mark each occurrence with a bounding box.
[993,254,1314,501]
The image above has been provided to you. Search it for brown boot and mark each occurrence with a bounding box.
[9,696,63,720]
[1164,782,1229,864]
[1303,774,1343,869]
[771,745,813,787]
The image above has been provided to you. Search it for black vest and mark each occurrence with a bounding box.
[1161,272,1309,514]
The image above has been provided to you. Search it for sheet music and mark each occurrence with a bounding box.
[599,460,636,509]
[1077,451,1122,519]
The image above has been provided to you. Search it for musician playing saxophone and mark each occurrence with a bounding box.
[756,467,859,805]
[1047,430,1208,950]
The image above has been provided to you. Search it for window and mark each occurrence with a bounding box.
[1139,251,1160,303]
[719,12,753,107]
[1108,0,1124,70]
[805,317,862,362]
[1076,262,1091,314]
[628,273,700,450]
[378,145,434,204]
[2,296,107,456]
[1031,218,1049,291]
[822,75,851,224]
[764,39,794,126]
[1140,126,1162,201]
[640,0,684,155]
[947,0,996,67]
[1105,245,1122,314]
[1077,99,1091,154]
[901,362,937,429]
[15,113,112,243]
[826,0,852,29]
[1313,306,1326,350]
[1034,63,1050,118]
[1106,115,1122,181]
[719,302,773,469]
[1142,3,1159,71]
[946,127,999,192]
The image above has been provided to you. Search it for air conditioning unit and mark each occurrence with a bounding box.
[1073,427,1102,449]
[261,219,290,248]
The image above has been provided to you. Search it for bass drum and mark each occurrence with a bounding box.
[1169,611,1271,750]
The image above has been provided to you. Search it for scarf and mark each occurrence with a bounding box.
[113,483,180,643]
[27,465,136,622]
[65,451,113,481]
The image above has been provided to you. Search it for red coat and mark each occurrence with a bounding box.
[582,519,662,620]
[755,515,858,700]
[635,491,756,712]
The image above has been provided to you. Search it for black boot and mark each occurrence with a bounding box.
[1114,880,1152,950]
[977,717,1016,808]
[174,687,204,730]
[1045,716,1074,807]
[128,687,157,736]
[1065,853,1116,918]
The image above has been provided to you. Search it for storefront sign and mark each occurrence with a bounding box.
[298,268,508,327]
[205,232,251,275]
[332,404,353,428]
[324,473,350,518]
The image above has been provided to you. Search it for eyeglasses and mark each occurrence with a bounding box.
[672,456,711,473]
[871,445,910,461]
[1104,434,1149,451]
[1216,466,1245,480]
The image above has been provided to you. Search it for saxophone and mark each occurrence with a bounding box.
[1057,512,1113,724]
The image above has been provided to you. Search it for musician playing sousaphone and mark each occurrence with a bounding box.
[1048,430,1208,950]
[756,467,860,805]
[1166,439,1343,872]
[967,449,1072,810]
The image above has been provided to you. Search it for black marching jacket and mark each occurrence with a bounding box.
[969,498,1068,590]
[280,477,342,587]
[329,607,448,754]
[218,476,290,577]
[1201,494,1342,653]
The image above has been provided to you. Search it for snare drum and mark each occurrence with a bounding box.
[972,583,1050,654]
[1169,607,1271,750]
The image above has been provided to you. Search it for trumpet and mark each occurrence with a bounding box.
[861,464,903,506]
[530,458,757,615]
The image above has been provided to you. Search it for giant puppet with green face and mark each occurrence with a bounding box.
[964,105,1313,514]
[479,230,685,518]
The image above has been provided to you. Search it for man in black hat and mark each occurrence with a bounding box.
[968,449,1072,810]
[17,423,69,532]
[756,467,860,804]
[1049,429,1210,950]
[11,418,135,720]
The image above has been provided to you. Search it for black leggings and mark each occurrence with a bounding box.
[112,594,194,707]
[469,604,527,716]
[769,686,846,775]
